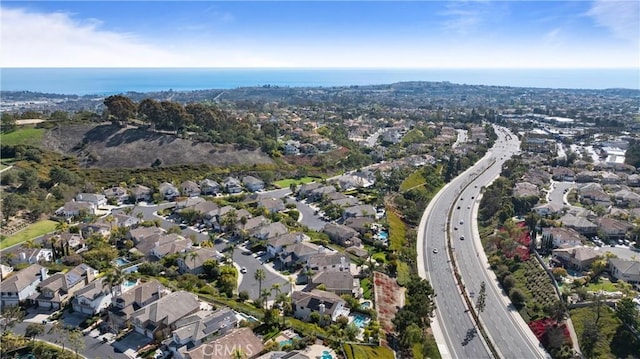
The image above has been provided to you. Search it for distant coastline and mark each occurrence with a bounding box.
[1,68,638,95]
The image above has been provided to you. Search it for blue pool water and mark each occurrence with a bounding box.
[280,339,293,347]
[378,231,388,239]
[114,257,130,266]
[360,301,372,309]
[352,313,370,328]
[322,350,333,359]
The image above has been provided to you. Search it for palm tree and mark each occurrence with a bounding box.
[260,288,271,310]
[55,220,68,233]
[254,268,266,302]
[189,251,199,271]
[103,267,125,296]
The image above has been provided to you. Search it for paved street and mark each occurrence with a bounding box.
[12,319,129,359]
[417,126,547,359]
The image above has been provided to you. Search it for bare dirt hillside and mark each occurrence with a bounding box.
[42,123,274,169]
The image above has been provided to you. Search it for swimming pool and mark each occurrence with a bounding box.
[114,257,130,267]
[352,313,370,328]
[360,300,372,309]
[235,312,259,323]
[378,231,388,239]
[321,350,334,359]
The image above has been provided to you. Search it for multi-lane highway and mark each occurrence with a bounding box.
[418,125,548,359]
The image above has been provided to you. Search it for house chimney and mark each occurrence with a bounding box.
[40,267,48,281]
[319,302,325,314]
[340,256,346,270]
[157,285,163,298]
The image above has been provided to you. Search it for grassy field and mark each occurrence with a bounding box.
[387,209,407,251]
[360,277,372,300]
[273,176,322,188]
[396,261,411,286]
[343,344,394,359]
[1,220,58,249]
[570,306,640,358]
[399,170,426,192]
[1,128,45,147]
[585,278,618,292]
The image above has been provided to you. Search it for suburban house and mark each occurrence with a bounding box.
[182,327,264,359]
[108,280,167,331]
[627,174,640,186]
[267,232,309,257]
[166,307,238,359]
[596,218,632,240]
[575,171,599,183]
[76,193,107,207]
[513,182,540,198]
[608,258,640,286]
[79,222,112,239]
[600,171,620,184]
[579,189,612,207]
[235,215,269,235]
[551,167,575,182]
[223,177,243,194]
[149,236,193,260]
[200,179,221,195]
[112,213,141,228]
[42,232,85,253]
[130,291,201,339]
[180,180,201,197]
[36,263,97,310]
[533,202,565,217]
[344,217,374,235]
[309,271,360,297]
[0,264,45,308]
[0,264,13,280]
[130,185,152,202]
[177,248,223,275]
[258,198,286,213]
[323,223,361,247]
[129,226,166,245]
[552,246,600,271]
[278,242,325,269]
[72,277,113,315]
[541,227,585,249]
[613,189,640,207]
[159,182,181,200]
[342,205,377,220]
[56,200,96,218]
[252,222,289,241]
[242,176,265,192]
[306,253,351,273]
[104,186,129,204]
[297,182,322,199]
[292,289,349,322]
[7,248,53,265]
[308,186,337,202]
[560,214,598,236]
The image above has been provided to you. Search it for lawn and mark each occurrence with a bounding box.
[386,209,406,251]
[360,277,372,300]
[1,220,58,249]
[399,170,426,192]
[584,278,618,292]
[570,306,640,358]
[396,261,411,286]
[1,128,45,147]
[343,343,394,359]
[273,176,322,188]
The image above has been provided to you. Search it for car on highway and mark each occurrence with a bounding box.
[433,248,439,254]
[460,235,465,240]
[240,267,247,274]
[460,219,464,224]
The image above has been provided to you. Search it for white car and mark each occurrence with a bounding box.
[433,248,439,254]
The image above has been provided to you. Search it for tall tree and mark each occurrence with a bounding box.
[25,322,45,340]
[103,267,125,296]
[254,269,266,305]
[104,95,136,126]
[475,281,486,314]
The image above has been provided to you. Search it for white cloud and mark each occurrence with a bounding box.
[0,7,189,67]
[587,0,640,42]
[0,5,637,69]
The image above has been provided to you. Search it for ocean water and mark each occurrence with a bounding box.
[1,68,638,95]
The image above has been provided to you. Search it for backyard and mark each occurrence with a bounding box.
[570,306,640,358]
[1,127,45,147]
[1,220,58,249]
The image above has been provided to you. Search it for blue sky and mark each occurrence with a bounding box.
[1,1,638,68]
